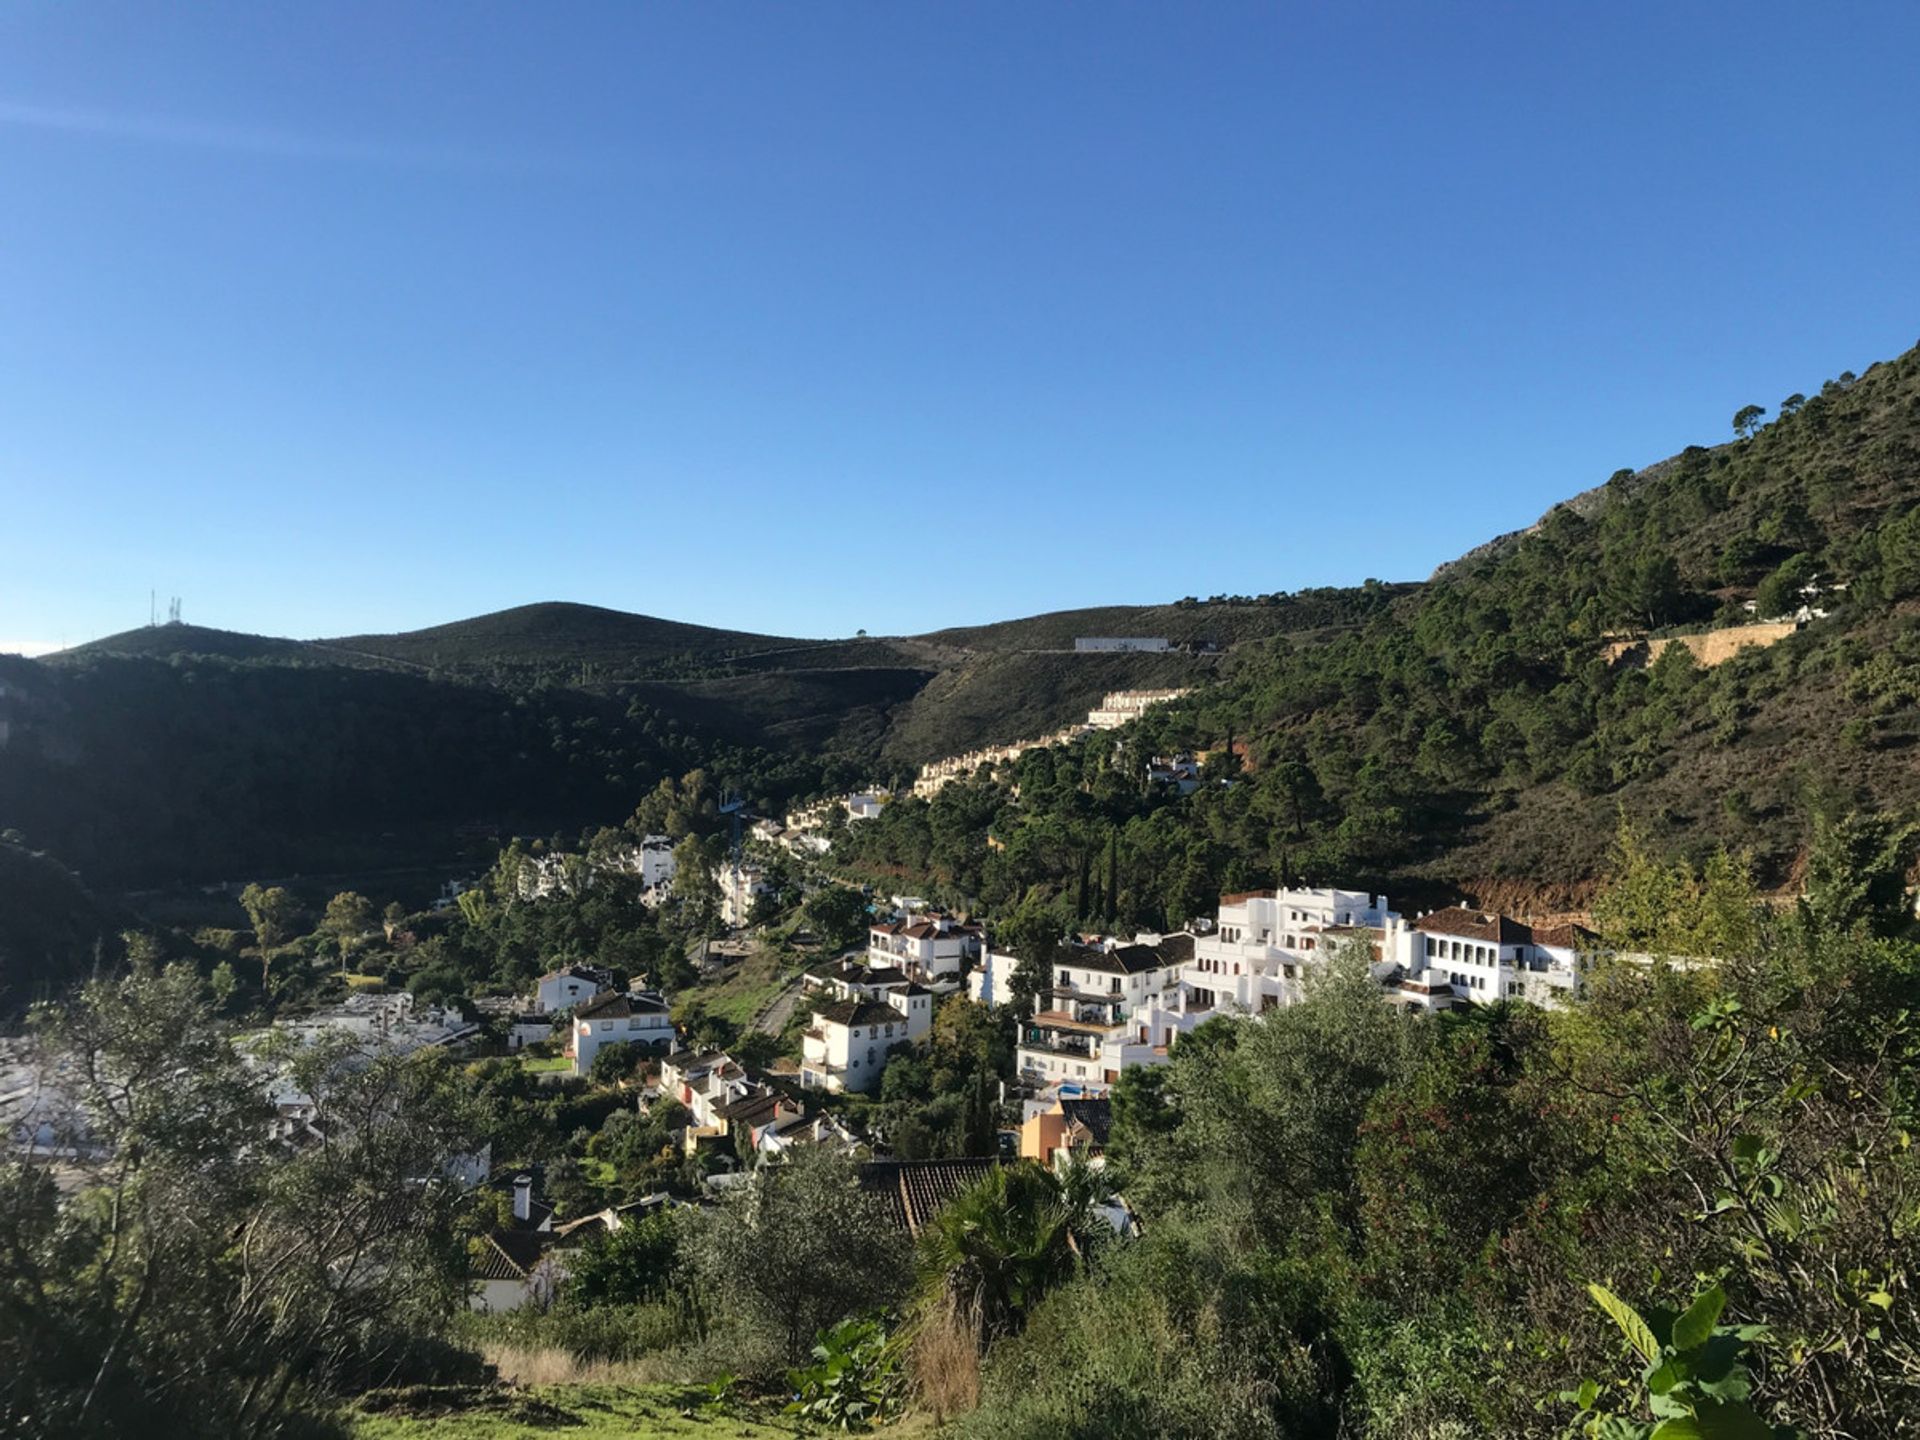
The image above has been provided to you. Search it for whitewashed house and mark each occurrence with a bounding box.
[866,912,983,990]
[535,964,612,1015]
[800,969,935,1094]
[1396,908,1589,1009]
[469,1173,557,1312]
[566,991,675,1076]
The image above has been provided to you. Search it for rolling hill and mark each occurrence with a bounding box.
[13,340,1920,925]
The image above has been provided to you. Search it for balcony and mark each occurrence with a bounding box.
[1019,1031,1097,1061]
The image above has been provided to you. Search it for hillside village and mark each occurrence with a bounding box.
[5,805,1625,1324]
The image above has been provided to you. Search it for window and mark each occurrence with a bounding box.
[867,1047,877,1065]
[599,1021,612,1032]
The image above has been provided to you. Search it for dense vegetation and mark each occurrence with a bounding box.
[6,833,1915,1438]
[835,346,1920,916]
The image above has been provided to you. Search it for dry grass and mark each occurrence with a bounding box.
[908,1305,980,1423]
[476,1341,686,1388]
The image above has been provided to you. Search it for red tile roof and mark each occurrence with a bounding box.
[1412,908,1533,945]
[858,1158,1002,1234]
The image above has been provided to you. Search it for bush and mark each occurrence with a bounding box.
[457,1300,697,1365]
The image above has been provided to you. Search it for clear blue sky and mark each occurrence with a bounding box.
[3,2,1918,651]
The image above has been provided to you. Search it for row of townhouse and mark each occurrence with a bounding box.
[657,1048,859,1158]
[911,690,1194,800]
[971,886,1600,1110]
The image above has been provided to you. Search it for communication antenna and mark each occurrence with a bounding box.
[168,597,182,624]
[150,590,157,627]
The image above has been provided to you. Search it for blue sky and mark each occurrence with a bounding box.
[3,2,1917,651]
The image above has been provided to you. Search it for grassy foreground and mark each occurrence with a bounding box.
[347,1382,940,1439]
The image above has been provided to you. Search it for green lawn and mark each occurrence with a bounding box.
[347,1383,937,1439]
[517,1053,572,1074]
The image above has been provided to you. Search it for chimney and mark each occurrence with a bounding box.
[512,1174,532,1224]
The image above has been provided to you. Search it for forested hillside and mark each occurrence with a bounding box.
[836,345,1920,918]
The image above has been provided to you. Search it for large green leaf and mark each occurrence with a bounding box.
[1673,1286,1727,1351]
[1590,1282,1664,1363]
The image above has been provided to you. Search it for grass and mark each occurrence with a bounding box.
[346,1381,942,1439]
[517,1053,572,1074]
[680,944,798,1031]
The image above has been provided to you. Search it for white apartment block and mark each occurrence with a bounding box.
[1183,887,1399,1015]
[1015,935,1200,1092]
[1178,887,1591,1018]
[1085,688,1190,729]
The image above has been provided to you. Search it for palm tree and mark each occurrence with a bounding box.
[914,1163,1076,1349]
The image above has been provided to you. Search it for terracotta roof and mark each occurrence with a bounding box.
[858,1157,1002,1234]
[814,999,907,1028]
[471,1229,547,1280]
[1058,1097,1112,1147]
[1413,908,1533,945]
[1153,932,1196,965]
[713,1091,784,1125]
[573,991,633,1020]
[575,991,669,1021]
[1061,941,1175,976]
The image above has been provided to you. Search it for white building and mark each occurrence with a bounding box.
[866,912,984,990]
[1182,887,1400,1016]
[845,792,885,821]
[800,968,935,1094]
[966,946,1024,1007]
[535,964,612,1015]
[469,1173,557,1313]
[505,1014,554,1051]
[1085,688,1190,729]
[717,860,774,928]
[567,991,675,1076]
[1015,934,1199,1093]
[1398,908,1588,1010]
[626,834,678,889]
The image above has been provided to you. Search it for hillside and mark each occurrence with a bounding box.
[0,838,127,1015]
[916,583,1415,654]
[16,342,1919,921]
[835,343,1920,922]
[324,601,935,680]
